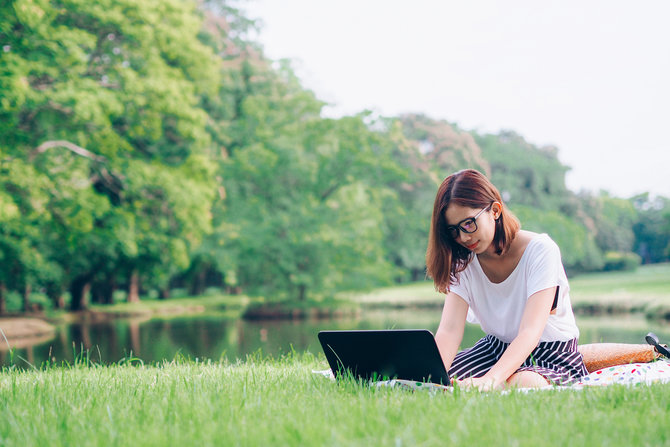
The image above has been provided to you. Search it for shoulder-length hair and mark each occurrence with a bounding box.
[425,169,520,293]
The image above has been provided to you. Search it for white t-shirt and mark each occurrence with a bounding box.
[450,233,579,343]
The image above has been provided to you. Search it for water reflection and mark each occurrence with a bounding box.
[2,310,669,369]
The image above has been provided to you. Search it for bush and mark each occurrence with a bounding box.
[603,251,642,272]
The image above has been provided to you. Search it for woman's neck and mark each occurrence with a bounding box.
[476,230,535,283]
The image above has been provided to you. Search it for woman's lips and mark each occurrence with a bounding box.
[466,242,479,250]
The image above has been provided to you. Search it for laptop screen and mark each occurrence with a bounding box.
[318,329,451,385]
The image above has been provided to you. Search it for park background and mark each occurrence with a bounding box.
[2,0,669,316]
[2,2,670,446]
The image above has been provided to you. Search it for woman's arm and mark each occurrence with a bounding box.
[434,292,469,372]
[458,286,556,390]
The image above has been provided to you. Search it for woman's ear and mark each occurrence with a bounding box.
[491,201,503,220]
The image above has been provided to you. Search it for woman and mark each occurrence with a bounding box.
[426,169,587,390]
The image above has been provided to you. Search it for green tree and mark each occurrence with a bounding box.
[207,60,399,300]
[631,194,670,264]
[384,114,490,282]
[1,0,219,308]
[0,153,62,312]
[574,192,638,265]
[475,131,570,211]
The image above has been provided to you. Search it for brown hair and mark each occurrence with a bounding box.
[425,169,520,293]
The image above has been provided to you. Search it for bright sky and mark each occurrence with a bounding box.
[244,0,670,198]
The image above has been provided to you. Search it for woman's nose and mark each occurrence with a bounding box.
[458,229,471,242]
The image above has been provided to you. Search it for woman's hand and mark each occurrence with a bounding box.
[452,376,501,391]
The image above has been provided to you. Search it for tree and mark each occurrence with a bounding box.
[386,114,490,282]
[206,59,400,300]
[474,131,570,211]
[1,0,220,308]
[631,194,670,264]
[575,192,637,254]
[0,149,65,312]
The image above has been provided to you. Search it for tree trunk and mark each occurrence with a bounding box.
[189,269,207,296]
[70,276,91,311]
[0,281,6,315]
[127,269,140,303]
[159,288,170,300]
[22,283,32,313]
[297,284,307,302]
[46,283,65,310]
[92,279,116,305]
[103,281,115,305]
[90,283,104,304]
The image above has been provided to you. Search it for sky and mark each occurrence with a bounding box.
[243,0,670,199]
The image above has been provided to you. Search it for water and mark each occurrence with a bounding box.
[2,310,669,369]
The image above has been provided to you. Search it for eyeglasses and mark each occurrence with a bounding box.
[445,204,492,239]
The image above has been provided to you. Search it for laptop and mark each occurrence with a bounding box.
[317,329,451,385]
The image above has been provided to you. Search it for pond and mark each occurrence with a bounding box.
[2,310,670,369]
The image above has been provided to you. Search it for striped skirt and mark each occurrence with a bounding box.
[449,335,588,386]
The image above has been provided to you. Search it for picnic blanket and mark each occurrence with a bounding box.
[313,360,670,392]
[573,360,670,387]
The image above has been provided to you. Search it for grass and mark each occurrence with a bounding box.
[1,353,669,447]
[2,266,670,446]
[89,294,249,315]
[345,263,670,318]
[568,263,670,317]
[342,282,443,307]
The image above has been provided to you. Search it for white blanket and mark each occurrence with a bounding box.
[313,360,670,392]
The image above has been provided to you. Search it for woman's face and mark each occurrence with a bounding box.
[444,203,499,255]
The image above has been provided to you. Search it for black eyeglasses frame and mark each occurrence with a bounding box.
[445,203,493,239]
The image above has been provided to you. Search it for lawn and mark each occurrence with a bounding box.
[1,354,669,447]
[3,264,670,446]
[568,263,670,317]
[348,263,670,318]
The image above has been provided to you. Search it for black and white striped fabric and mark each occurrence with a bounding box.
[449,335,588,386]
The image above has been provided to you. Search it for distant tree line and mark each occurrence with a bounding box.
[1,0,669,313]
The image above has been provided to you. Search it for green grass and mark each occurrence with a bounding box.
[570,263,670,297]
[342,282,443,307]
[84,294,250,320]
[345,263,670,317]
[1,354,669,447]
[569,263,670,309]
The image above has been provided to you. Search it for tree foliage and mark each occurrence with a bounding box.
[631,194,670,264]
[475,131,570,211]
[1,0,218,310]
[211,62,400,300]
[1,0,668,312]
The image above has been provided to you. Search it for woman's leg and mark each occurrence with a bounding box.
[518,338,588,386]
[506,370,550,388]
[451,336,586,386]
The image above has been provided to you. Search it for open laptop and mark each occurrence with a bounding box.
[317,329,451,385]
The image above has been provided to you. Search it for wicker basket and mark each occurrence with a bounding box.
[578,343,661,373]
